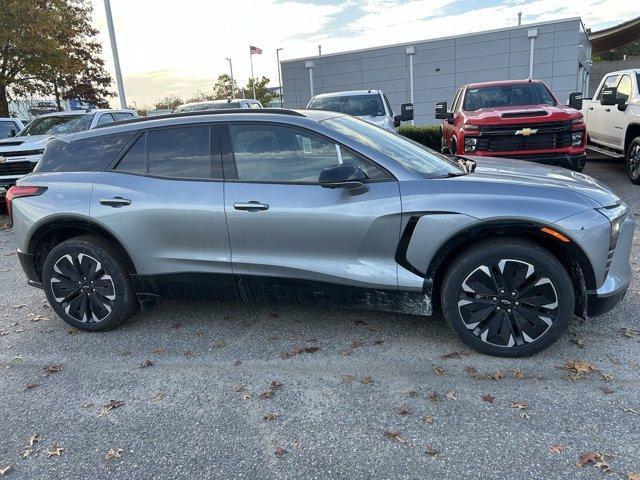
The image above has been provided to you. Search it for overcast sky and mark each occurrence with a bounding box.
[90,0,637,108]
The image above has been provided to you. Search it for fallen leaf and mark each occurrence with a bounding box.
[0,465,12,477]
[105,448,123,460]
[423,415,434,424]
[274,447,286,456]
[351,340,363,349]
[428,392,439,403]
[140,359,154,368]
[20,448,34,459]
[153,347,165,354]
[564,360,596,374]
[446,390,457,400]
[600,372,613,382]
[397,405,412,415]
[465,366,481,379]
[242,393,252,400]
[195,330,204,337]
[577,452,613,473]
[432,366,445,376]
[25,383,38,390]
[511,402,528,410]
[233,384,245,392]
[572,338,586,348]
[150,392,165,402]
[259,389,275,399]
[441,350,469,359]
[270,381,283,390]
[43,365,62,376]
[549,444,565,453]
[425,444,439,457]
[520,412,530,419]
[170,323,181,330]
[489,370,504,381]
[183,350,196,357]
[620,327,639,338]
[263,413,278,422]
[481,394,495,403]
[383,431,406,443]
[341,374,355,383]
[45,444,64,457]
[28,435,41,447]
[215,340,226,348]
[622,405,640,415]
[628,473,640,480]
[67,328,81,335]
[361,376,373,385]
[99,399,124,416]
[513,369,525,380]
[373,339,385,345]
[601,385,614,395]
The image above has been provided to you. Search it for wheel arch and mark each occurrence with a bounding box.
[26,215,137,280]
[423,220,595,318]
[624,123,640,154]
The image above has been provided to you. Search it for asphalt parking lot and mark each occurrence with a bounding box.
[1,154,639,479]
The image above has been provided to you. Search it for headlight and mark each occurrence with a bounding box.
[571,131,584,147]
[598,203,627,251]
[464,137,478,152]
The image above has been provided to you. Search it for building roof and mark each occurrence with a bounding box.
[589,15,640,53]
[466,79,543,88]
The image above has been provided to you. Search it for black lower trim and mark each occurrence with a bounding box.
[488,152,587,170]
[17,249,42,288]
[131,272,433,316]
[587,288,627,317]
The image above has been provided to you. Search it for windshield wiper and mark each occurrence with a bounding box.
[433,171,468,179]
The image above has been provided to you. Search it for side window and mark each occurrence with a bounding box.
[115,133,146,173]
[340,148,390,180]
[616,75,632,102]
[230,124,338,183]
[96,114,115,126]
[452,88,463,111]
[596,75,619,100]
[382,93,394,116]
[148,125,212,179]
[114,112,134,121]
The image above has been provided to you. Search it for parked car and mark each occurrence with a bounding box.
[436,80,586,171]
[173,99,262,113]
[581,69,640,184]
[0,118,24,139]
[0,109,137,202]
[306,90,413,132]
[7,109,633,357]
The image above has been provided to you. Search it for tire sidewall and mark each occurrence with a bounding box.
[626,137,640,185]
[42,237,134,331]
[441,241,574,357]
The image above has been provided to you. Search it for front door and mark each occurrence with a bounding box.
[222,122,402,298]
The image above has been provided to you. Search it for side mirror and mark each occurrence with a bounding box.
[394,102,414,126]
[435,101,454,121]
[319,164,368,193]
[568,92,583,110]
[600,88,617,106]
[7,129,16,138]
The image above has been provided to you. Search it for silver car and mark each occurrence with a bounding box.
[7,109,635,356]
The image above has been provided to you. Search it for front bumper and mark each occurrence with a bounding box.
[17,249,42,288]
[587,215,636,316]
[472,151,586,170]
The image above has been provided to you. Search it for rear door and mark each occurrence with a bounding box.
[222,121,402,292]
[588,74,619,145]
[603,74,632,148]
[91,123,231,277]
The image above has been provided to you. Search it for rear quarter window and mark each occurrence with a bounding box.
[35,132,135,172]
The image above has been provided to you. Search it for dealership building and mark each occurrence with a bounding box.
[281,18,592,124]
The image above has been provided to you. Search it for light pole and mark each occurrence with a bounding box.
[103,0,126,109]
[276,48,283,108]
[226,57,235,99]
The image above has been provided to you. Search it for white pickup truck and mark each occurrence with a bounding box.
[582,69,640,184]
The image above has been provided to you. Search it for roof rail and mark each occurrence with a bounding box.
[101,108,306,128]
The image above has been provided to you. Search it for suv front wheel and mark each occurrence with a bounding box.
[626,137,640,185]
[440,238,574,357]
[42,235,137,331]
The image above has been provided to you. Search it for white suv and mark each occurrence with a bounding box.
[306,90,413,132]
[0,109,137,199]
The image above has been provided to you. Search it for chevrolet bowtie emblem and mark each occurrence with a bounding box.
[515,128,538,136]
[0,156,5,164]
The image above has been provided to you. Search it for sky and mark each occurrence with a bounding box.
[90,0,638,108]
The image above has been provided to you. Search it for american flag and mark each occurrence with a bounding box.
[250,45,263,55]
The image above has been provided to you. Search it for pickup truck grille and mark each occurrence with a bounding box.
[477,121,573,152]
[0,161,36,176]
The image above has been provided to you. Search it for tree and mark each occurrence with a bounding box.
[243,76,275,106]
[153,95,182,110]
[0,0,113,116]
[185,91,215,104]
[212,74,238,100]
[592,40,640,62]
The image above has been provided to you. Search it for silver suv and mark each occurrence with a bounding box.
[7,109,635,356]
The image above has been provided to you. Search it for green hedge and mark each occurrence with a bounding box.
[397,124,442,151]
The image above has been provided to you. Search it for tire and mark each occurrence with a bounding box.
[626,137,640,185]
[42,235,137,331]
[440,238,574,357]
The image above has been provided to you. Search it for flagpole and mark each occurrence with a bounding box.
[250,48,256,99]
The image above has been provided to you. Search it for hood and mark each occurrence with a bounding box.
[459,156,620,208]
[463,104,579,124]
[0,135,50,152]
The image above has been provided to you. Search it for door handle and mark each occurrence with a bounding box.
[233,201,269,211]
[605,108,611,112]
[588,106,594,110]
[100,197,131,207]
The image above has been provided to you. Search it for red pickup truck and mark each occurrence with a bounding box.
[435,79,587,171]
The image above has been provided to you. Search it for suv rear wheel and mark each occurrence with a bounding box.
[440,238,574,357]
[626,137,640,185]
[42,235,137,331]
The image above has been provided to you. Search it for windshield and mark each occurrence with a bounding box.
[463,83,557,110]
[19,114,93,136]
[308,94,385,117]
[175,102,241,112]
[322,116,463,178]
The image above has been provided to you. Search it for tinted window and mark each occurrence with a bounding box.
[148,125,212,179]
[35,133,135,172]
[19,114,94,136]
[231,124,342,182]
[463,83,556,110]
[616,75,632,101]
[114,112,135,121]
[96,114,115,126]
[597,75,619,100]
[115,134,146,173]
[0,121,19,139]
[340,149,389,180]
[308,94,385,117]
[322,116,462,178]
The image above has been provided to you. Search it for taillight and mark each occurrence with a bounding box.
[5,185,47,226]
